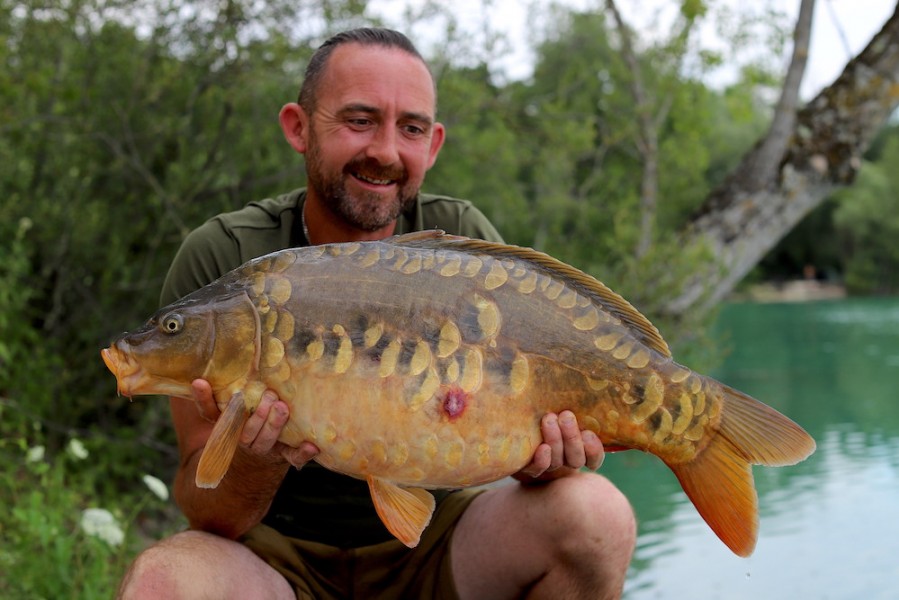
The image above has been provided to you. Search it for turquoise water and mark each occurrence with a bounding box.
[602,298,899,599]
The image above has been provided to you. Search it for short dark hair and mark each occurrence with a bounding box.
[298,28,430,113]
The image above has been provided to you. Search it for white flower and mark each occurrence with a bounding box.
[26,445,45,463]
[141,474,169,501]
[67,438,89,460]
[80,508,124,547]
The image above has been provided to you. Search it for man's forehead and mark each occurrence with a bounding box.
[327,42,431,74]
[319,43,437,109]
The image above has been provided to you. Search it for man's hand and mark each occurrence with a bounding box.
[190,379,319,470]
[514,411,604,483]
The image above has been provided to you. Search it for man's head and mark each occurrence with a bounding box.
[280,28,445,235]
[298,28,431,115]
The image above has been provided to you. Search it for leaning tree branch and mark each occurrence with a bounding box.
[668,2,899,315]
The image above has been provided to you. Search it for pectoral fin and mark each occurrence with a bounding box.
[367,476,435,548]
[195,392,249,489]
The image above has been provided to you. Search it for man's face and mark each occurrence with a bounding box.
[303,44,444,231]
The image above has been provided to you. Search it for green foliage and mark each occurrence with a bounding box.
[0,0,312,447]
[0,1,312,592]
[832,133,899,294]
[428,66,531,241]
[0,428,181,598]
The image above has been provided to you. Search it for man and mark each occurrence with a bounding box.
[120,28,636,599]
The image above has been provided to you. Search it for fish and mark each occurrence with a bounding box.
[101,230,815,554]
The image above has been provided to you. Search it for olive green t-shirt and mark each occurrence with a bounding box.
[160,188,503,548]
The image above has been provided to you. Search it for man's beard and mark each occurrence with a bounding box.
[305,137,418,232]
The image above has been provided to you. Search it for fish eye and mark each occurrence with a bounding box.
[160,313,184,334]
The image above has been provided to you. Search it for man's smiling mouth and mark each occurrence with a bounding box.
[354,173,394,185]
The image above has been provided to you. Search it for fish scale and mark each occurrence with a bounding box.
[102,230,815,554]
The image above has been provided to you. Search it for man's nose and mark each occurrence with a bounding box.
[365,125,400,165]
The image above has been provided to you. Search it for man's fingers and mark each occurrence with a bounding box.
[281,441,320,470]
[559,411,586,469]
[519,443,552,478]
[541,413,564,470]
[239,392,271,446]
[240,392,288,454]
[190,379,218,422]
[583,430,605,471]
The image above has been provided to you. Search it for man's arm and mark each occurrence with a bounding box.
[171,381,318,539]
[162,222,319,538]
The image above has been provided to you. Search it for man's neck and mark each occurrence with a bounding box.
[303,192,397,245]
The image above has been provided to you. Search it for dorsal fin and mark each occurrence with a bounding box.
[387,230,451,243]
[390,230,671,357]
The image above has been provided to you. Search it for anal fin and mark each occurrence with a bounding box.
[367,476,435,548]
[196,392,249,489]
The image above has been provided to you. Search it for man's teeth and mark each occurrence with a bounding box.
[356,173,392,185]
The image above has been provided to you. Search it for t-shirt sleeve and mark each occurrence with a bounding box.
[456,204,504,244]
[158,218,243,307]
[413,196,505,243]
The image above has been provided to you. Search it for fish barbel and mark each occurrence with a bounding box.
[101,230,815,554]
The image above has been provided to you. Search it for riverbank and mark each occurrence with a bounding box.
[734,279,847,303]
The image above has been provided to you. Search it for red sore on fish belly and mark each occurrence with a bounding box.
[442,387,468,420]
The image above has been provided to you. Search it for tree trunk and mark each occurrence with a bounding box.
[733,0,815,192]
[605,0,659,259]
[668,2,899,315]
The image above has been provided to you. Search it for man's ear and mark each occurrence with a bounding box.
[426,122,446,170]
[280,103,308,154]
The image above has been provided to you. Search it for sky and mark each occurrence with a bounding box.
[368,0,897,99]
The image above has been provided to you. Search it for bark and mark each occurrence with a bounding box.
[668,2,899,315]
[733,0,814,192]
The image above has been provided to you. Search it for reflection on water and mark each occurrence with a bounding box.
[603,298,899,599]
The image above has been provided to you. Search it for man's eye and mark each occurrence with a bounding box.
[403,124,426,136]
[348,118,371,127]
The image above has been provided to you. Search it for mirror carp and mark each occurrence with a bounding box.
[102,231,815,554]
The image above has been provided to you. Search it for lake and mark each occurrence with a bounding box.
[601,297,899,599]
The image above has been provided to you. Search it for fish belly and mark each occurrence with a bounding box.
[272,365,543,488]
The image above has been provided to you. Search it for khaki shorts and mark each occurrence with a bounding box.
[241,488,484,600]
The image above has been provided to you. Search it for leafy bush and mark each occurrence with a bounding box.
[0,428,182,598]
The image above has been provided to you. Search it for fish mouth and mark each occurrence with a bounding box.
[101,346,119,378]
[101,344,195,398]
[102,346,139,397]
[100,344,174,398]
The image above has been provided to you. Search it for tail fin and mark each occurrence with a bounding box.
[668,381,815,556]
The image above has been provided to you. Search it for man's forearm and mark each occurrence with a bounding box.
[174,448,291,539]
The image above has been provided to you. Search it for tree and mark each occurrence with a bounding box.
[670,1,899,313]
[0,0,361,451]
[456,1,770,351]
[604,0,707,258]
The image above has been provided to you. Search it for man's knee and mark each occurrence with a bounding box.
[118,531,290,600]
[541,473,637,554]
[119,533,190,599]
